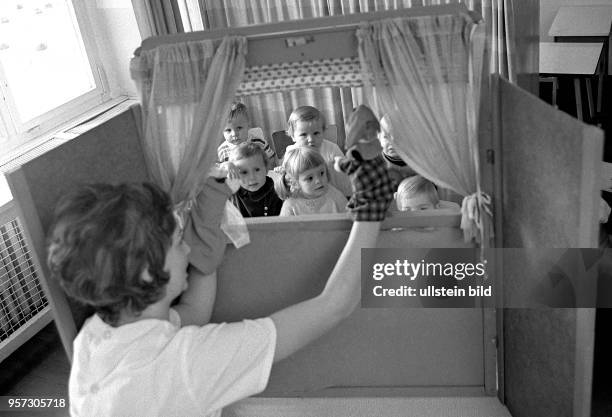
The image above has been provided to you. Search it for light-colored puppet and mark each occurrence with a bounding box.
[334,105,395,221]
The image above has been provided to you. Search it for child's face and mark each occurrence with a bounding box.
[163,222,191,300]
[360,119,380,143]
[233,154,267,192]
[223,114,249,145]
[292,119,324,149]
[378,127,399,158]
[396,193,438,212]
[297,164,328,199]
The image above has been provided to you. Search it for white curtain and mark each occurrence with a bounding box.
[131,0,185,37]
[357,14,491,242]
[130,37,247,204]
[480,0,516,82]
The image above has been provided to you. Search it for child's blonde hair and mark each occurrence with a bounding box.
[396,175,439,206]
[228,141,268,166]
[274,146,329,200]
[286,106,327,137]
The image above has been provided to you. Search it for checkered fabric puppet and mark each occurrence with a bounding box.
[334,105,395,221]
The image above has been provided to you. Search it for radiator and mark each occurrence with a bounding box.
[0,200,51,363]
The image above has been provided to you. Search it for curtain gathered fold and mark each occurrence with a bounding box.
[131,36,246,203]
[476,0,516,82]
[130,36,250,247]
[357,14,491,243]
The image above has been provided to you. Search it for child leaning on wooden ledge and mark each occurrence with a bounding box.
[394,175,461,213]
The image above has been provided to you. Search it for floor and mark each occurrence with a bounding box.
[0,324,70,417]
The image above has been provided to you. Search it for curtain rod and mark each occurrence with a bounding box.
[137,4,480,55]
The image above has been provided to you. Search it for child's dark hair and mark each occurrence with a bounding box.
[274,146,328,200]
[228,141,268,166]
[227,101,249,122]
[286,105,326,137]
[47,182,176,326]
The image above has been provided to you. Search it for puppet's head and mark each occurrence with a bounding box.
[345,105,382,162]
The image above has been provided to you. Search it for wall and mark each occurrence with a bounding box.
[85,0,142,98]
[540,0,608,42]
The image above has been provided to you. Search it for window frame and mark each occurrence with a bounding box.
[0,0,110,154]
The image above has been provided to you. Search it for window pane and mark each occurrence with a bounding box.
[0,0,96,123]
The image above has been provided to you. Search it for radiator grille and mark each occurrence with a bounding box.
[0,217,47,342]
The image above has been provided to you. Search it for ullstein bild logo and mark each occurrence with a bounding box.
[361,248,610,308]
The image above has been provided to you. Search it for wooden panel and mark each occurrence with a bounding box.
[505,310,575,416]
[216,216,487,396]
[5,106,148,361]
[494,75,602,417]
[225,396,512,416]
[498,77,602,249]
[140,4,478,66]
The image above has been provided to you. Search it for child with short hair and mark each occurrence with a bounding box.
[284,105,352,196]
[217,102,276,165]
[394,175,460,212]
[378,114,417,187]
[275,145,347,216]
[47,162,387,415]
[228,142,282,217]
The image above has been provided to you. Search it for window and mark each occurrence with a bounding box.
[0,0,108,155]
